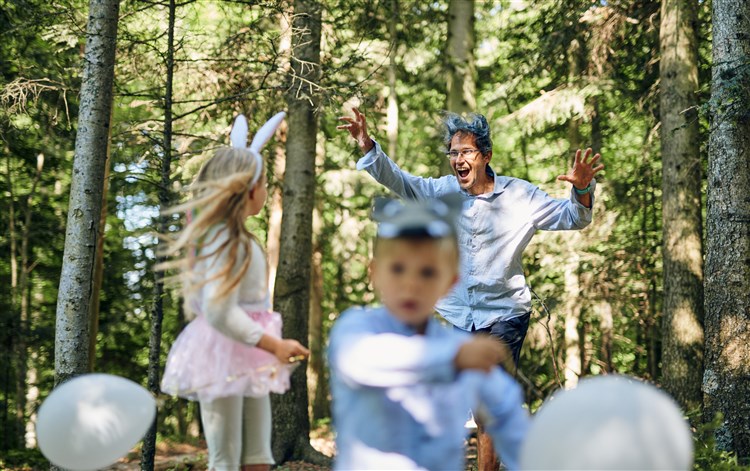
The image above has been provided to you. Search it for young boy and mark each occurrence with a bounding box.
[327,195,529,471]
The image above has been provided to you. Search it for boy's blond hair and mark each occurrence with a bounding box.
[157,147,266,311]
[373,234,460,267]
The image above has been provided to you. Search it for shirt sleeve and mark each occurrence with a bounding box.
[328,309,465,387]
[523,179,596,230]
[356,140,455,200]
[199,237,265,346]
[477,368,530,471]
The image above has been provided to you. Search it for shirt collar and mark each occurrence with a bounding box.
[378,307,442,336]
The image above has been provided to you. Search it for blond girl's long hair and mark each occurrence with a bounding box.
[157,147,266,310]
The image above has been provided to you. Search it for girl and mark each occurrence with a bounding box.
[159,112,309,471]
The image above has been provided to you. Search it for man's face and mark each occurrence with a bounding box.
[371,239,458,329]
[449,133,490,192]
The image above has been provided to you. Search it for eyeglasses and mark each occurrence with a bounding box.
[445,148,481,160]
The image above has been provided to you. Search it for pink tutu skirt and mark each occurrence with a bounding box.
[161,310,294,402]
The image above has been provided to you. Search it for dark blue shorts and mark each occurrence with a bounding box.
[461,313,532,368]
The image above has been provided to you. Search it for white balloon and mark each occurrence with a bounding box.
[520,375,693,470]
[36,373,156,471]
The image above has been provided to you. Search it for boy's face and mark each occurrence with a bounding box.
[370,239,458,329]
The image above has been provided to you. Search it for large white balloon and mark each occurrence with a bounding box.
[520,375,693,470]
[36,373,156,471]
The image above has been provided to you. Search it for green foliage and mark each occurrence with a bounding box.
[0,447,49,470]
[1,0,82,450]
[692,412,749,470]
[3,0,742,463]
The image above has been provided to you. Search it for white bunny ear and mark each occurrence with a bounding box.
[249,111,286,151]
[230,114,249,148]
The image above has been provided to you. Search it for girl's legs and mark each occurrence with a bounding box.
[200,396,243,471]
[240,394,274,470]
[242,465,270,471]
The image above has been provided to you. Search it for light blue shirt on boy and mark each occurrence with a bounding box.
[328,306,530,471]
[357,141,595,330]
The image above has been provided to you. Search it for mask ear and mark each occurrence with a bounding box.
[438,193,464,223]
[250,111,286,152]
[230,114,249,148]
[371,197,403,222]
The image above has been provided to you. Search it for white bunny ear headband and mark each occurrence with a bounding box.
[229,111,286,188]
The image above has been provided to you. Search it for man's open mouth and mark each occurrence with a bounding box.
[457,168,470,179]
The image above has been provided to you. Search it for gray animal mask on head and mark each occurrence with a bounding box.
[372,194,463,239]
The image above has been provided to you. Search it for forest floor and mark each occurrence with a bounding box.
[103,423,481,471]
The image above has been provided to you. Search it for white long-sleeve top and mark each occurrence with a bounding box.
[191,225,270,346]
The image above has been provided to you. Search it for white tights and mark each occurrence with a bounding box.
[199,395,274,471]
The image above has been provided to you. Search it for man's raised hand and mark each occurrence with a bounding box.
[337,107,374,154]
[557,148,604,190]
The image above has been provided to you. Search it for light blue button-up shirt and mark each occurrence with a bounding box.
[357,140,595,330]
[328,306,530,471]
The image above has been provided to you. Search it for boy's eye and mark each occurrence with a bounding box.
[420,267,436,279]
[390,262,405,274]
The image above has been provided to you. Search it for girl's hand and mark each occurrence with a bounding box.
[257,335,310,363]
[454,336,509,373]
[273,338,310,364]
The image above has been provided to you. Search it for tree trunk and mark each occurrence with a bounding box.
[268,124,287,297]
[308,226,328,421]
[23,352,39,449]
[704,0,750,458]
[54,0,119,387]
[659,0,704,412]
[7,152,43,447]
[443,0,475,175]
[6,155,20,450]
[646,177,660,381]
[563,39,584,389]
[446,0,476,113]
[387,0,399,159]
[563,250,582,389]
[591,97,603,154]
[268,9,291,297]
[598,299,614,373]
[89,136,111,372]
[272,0,326,464]
[18,155,44,448]
[142,0,176,467]
[6,153,21,450]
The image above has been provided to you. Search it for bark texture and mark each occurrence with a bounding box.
[446,0,476,113]
[443,0,475,175]
[142,0,176,467]
[659,0,704,412]
[272,0,326,464]
[387,0,399,159]
[54,0,120,386]
[704,0,750,459]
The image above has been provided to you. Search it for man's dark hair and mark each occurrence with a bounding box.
[442,113,493,156]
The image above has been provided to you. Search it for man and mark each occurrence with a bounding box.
[338,107,603,471]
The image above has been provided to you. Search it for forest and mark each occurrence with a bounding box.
[1,0,749,469]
